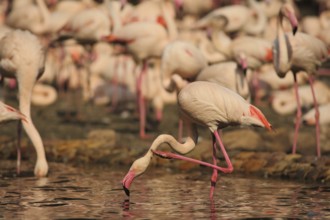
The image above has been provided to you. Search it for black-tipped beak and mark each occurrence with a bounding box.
[123,185,130,197]
[292,26,297,35]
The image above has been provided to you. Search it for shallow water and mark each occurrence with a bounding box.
[0,164,329,219]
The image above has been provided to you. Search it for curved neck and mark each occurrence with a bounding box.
[160,1,178,41]
[274,11,292,76]
[211,29,232,58]
[147,120,198,155]
[235,66,250,100]
[163,74,188,93]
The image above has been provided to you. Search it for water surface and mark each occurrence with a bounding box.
[0,163,329,219]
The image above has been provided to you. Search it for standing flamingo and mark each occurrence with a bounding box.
[272,3,328,157]
[122,81,272,199]
[103,1,178,138]
[0,29,48,177]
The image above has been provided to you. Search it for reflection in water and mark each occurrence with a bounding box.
[0,163,329,219]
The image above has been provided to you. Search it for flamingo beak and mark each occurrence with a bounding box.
[120,0,127,10]
[288,12,298,35]
[122,170,135,197]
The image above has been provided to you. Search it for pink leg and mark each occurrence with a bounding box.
[210,135,218,199]
[317,68,330,76]
[308,76,321,158]
[292,73,302,154]
[137,61,149,139]
[110,59,120,111]
[16,121,22,175]
[155,109,163,122]
[152,130,233,174]
[252,71,261,105]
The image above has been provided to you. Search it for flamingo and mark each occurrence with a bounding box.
[272,3,328,157]
[161,40,207,141]
[0,29,48,177]
[271,81,330,116]
[161,40,208,92]
[196,61,250,101]
[102,2,178,138]
[122,80,272,199]
[195,0,267,36]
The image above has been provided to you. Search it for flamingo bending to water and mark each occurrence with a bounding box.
[122,81,272,199]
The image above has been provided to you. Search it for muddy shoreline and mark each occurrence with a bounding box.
[0,87,329,184]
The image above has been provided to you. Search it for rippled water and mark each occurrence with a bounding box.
[0,163,329,219]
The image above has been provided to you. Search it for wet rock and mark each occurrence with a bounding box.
[0,136,17,159]
[223,129,262,151]
[87,129,116,142]
[241,158,268,172]
[46,129,117,163]
[263,128,291,153]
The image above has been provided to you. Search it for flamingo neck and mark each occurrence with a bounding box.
[211,30,232,58]
[160,1,178,41]
[274,12,292,77]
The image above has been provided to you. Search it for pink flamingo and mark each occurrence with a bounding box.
[0,29,49,177]
[122,80,272,199]
[272,3,328,157]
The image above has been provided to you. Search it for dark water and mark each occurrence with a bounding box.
[0,163,329,219]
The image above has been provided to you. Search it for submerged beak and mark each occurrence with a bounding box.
[122,170,136,197]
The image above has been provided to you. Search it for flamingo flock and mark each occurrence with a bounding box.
[0,0,329,199]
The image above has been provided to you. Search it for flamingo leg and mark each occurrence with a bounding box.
[178,118,183,143]
[308,75,321,157]
[252,70,261,105]
[111,58,120,111]
[210,134,218,199]
[137,61,149,139]
[16,120,22,175]
[292,73,302,154]
[152,130,233,174]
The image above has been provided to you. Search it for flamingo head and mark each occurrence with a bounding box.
[174,0,184,13]
[241,105,272,131]
[122,154,152,197]
[280,3,298,35]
